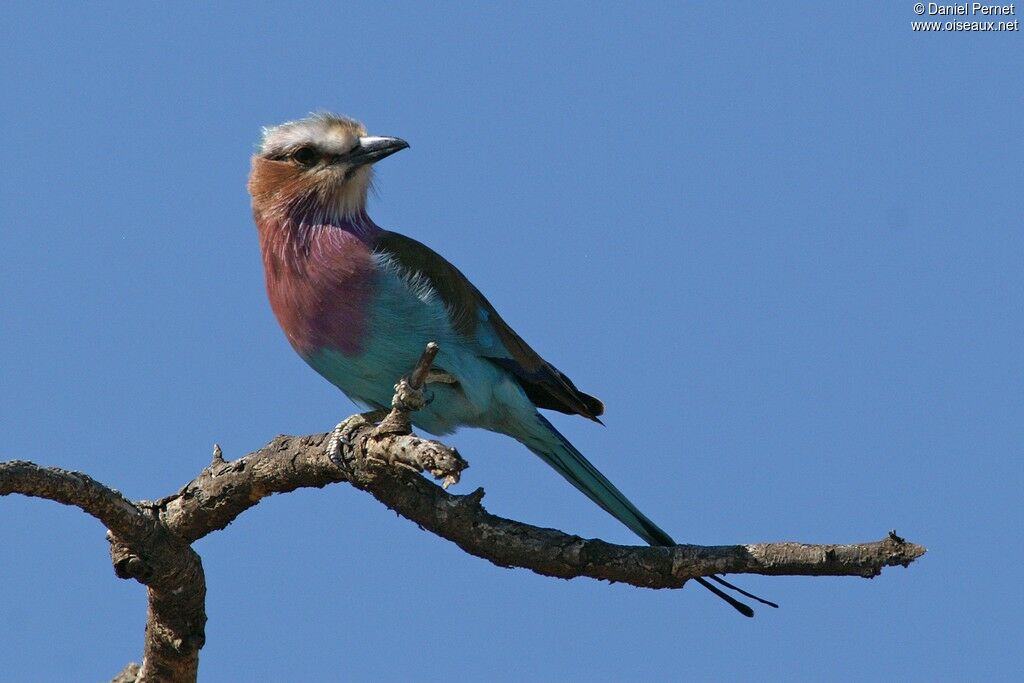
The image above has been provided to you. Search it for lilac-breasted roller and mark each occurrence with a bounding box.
[249,113,775,616]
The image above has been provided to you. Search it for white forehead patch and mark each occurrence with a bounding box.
[259,113,365,157]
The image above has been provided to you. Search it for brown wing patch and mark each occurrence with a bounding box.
[374,231,604,421]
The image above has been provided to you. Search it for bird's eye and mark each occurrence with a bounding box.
[292,146,319,166]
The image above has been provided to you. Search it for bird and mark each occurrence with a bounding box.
[248,113,776,616]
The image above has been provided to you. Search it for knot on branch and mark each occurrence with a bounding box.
[113,552,154,582]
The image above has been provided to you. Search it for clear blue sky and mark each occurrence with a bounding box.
[2,2,1021,680]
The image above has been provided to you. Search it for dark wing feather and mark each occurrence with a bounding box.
[374,231,604,421]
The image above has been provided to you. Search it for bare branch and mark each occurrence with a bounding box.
[139,428,924,588]
[341,463,927,585]
[0,461,151,541]
[0,342,927,682]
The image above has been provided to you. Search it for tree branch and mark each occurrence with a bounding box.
[147,430,923,587]
[0,343,926,682]
[0,460,151,540]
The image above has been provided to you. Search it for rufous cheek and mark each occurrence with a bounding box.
[248,157,328,217]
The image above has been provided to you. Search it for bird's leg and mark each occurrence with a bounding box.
[373,378,424,436]
[327,343,468,487]
[325,398,466,486]
[392,376,427,412]
[373,342,440,437]
[326,341,439,460]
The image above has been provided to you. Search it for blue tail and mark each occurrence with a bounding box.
[521,414,776,617]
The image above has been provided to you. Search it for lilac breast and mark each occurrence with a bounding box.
[260,221,378,358]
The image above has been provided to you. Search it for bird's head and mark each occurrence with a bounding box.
[248,113,408,223]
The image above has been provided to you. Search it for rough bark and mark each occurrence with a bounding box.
[0,344,926,682]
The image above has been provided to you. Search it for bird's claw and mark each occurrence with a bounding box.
[326,418,362,468]
[392,377,427,412]
[326,410,391,468]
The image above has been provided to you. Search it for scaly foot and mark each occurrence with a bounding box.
[391,377,427,412]
[326,409,387,467]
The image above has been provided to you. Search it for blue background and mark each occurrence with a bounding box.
[2,2,1021,680]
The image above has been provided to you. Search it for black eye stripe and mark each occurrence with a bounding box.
[264,147,354,164]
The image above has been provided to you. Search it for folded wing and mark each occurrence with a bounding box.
[374,231,604,421]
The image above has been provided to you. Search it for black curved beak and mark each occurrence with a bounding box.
[348,136,410,167]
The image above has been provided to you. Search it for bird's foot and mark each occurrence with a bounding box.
[391,377,427,412]
[326,420,357,469]
[325,410,387,468]
[324,410,467,488]
[372,378,428,437]
[326,414,392,471]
